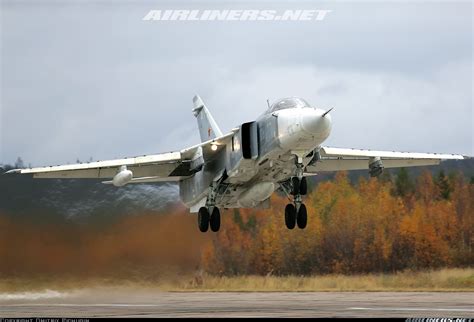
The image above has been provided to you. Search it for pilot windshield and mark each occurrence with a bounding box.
[270,97,311,112]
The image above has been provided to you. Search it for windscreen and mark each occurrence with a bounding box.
[270,97,311,112]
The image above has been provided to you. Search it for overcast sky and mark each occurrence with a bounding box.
[1,0,472,166]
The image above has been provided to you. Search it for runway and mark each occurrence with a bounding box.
[0,289,473,318]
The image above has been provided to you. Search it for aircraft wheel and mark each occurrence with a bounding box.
[210,207,221,232]
[285,204,296,229]
[291,177,300,195]
[198,207,210,232]
[300,177,307,195]
[297,203,307,229]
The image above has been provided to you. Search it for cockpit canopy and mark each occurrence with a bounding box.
[269,97,311,112]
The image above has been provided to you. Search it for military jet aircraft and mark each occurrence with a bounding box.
[8,96,467,232]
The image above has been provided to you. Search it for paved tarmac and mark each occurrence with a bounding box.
[0,289,473,318]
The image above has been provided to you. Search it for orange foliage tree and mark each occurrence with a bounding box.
[201,169,474,275]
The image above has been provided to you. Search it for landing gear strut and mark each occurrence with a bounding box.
[283,156,308,230]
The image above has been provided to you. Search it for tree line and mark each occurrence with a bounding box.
[201,169,473,275]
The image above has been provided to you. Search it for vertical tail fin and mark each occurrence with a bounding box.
[192,95,223,142]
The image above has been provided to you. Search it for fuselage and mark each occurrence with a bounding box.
[179,97,332,211]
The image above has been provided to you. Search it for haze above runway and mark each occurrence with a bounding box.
[1,289,473,318]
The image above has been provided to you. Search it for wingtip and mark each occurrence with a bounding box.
[4,169,21,175]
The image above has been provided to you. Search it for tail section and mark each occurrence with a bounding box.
[192,95,223,142]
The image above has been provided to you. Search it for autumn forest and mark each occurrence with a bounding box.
[202,169,473,275]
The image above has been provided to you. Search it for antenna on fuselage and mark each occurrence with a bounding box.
[266,99,271,109]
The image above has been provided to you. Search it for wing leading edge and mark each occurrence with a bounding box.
[306,146,467,173]
[6,130,236,183]
[7,152,187,180]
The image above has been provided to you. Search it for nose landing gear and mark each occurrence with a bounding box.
[296,203,307,229]
[291,176,307,196]
[282,156,309,230]
[285,204,296,229]
[287,192,307,230]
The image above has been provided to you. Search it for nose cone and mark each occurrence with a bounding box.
[301,109,332,138]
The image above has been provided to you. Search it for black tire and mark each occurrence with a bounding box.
[297,203,307,229]
[285,204,296,229]
[300,177,307,195]
[291,177,300,195]
[210,207,221,232]
[198,207,209,232]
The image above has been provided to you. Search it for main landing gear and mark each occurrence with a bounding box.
[283,156,308,230]
[198,180,222,233]
[198,206,221,232]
